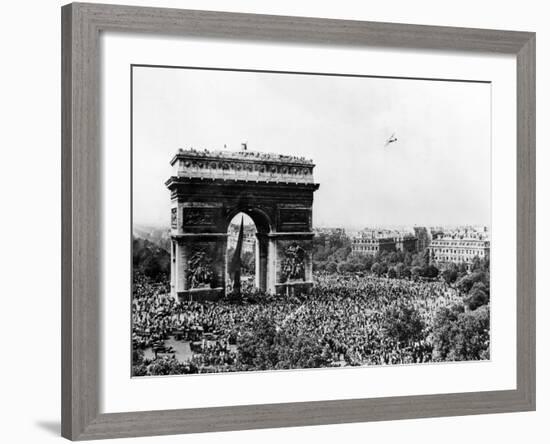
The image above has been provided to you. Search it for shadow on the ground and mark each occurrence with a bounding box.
[35,421,60,436]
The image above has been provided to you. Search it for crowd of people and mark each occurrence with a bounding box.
[178,147,313,165]
[132,271,473,375]
[284,273,463,366]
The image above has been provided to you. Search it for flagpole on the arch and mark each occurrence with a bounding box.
[229,216,244,295]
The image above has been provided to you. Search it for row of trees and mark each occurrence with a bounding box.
[312,233,440,279]
[313,232,490,284]
[132,237,170,281]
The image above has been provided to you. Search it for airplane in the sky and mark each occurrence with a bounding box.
[384,133,398,147]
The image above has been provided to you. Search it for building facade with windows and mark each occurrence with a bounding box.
[430,234,490,265]
[352,236,397,254]
[351,229,418,255]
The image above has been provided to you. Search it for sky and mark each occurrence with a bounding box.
[132,66,491,230]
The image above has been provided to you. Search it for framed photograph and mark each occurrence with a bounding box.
[61,2,535,440]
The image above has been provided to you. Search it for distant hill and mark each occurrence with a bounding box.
[132,236,170,281]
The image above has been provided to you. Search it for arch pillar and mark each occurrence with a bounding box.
[171,233,227,302]
[268,232,315,296]
[255,233,269,292]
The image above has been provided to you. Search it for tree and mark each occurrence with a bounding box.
[237,317,280,370]
[274,332,330,369]
[423,264,440,279]
[132,363,148,377]
[388,251,403,264]
[371,262,381,276]
[411,266,422,279]
[237,317,329,370]
[132,348,144,366]
[333,245,352,262]
[338,253,375,274]
[441,265,459,284]
[312,232,352,270]
[471,256,482,271]
[381,305,425,345]
[387,267,397,279]
[432,305,490,361]
[411,251,427,268]
[145,356,194,375]
[354,253,374,271]
[325,261,338,274]
[465,287,489,310]
[337,261,353,273]
[456,271,489,294]
[395,262,406,278]
[464,281,490,310]
[132,237,170,281]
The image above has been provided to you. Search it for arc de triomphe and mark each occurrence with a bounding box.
[165,149,319,301]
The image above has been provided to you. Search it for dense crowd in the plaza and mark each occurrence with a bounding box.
[132,266,490,376]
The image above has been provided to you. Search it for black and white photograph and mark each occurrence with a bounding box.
[131,66,491,377]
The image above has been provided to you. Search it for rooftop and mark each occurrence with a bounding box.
[170,148,314,166]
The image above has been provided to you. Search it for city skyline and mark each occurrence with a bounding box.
[134,219,490,235]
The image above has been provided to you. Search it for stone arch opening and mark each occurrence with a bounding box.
[225,208,271,293]
[224,206,272,235]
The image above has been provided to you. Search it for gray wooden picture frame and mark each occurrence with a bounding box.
[61,2,536,440]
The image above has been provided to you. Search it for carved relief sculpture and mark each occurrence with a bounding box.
[281,243,306,282]
[187,248,214,289]
[170,207,177,228]
[183,208,216,226]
